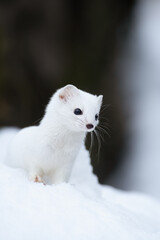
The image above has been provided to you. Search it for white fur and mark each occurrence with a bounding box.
[6,85,103,184]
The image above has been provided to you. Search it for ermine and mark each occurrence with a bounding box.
[6,85,103,184]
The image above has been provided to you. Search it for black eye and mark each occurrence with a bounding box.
[95,114,98,121]
[74,108,83,115]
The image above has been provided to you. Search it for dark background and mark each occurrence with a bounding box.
[0,0,136,183]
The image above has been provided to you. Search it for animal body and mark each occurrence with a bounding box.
[6,85,103,184]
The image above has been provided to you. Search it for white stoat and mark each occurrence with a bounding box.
[6,85,103,184]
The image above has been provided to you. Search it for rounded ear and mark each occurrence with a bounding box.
[97,95,103,106]
[59,84,79,102]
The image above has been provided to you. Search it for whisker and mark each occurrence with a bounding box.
[99,116,110,122]
[99,121,111,129]
[77,119,85,124]
[33,117,43,125]
[99,119,111,130]
[89,131,94,154]
[94,129,101,163]
[95,128,105,142]
[100,104,111,113]
[97,125,111,138]
[101,103,111,109]
[77,119,85,127]
[101,124,111,134]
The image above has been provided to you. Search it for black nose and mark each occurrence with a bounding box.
[86,124,94,129]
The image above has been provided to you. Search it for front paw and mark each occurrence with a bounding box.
[34,175,42,183]
[29,174,46,185]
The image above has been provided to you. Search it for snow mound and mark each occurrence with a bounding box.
[0,128,160,240]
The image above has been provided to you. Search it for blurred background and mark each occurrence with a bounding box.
[0,0,160,198]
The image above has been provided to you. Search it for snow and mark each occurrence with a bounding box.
[0,128,160,240]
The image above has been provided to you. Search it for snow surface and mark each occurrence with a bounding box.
[0,128,160,240]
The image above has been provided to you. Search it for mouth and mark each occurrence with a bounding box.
[86,124,95,132]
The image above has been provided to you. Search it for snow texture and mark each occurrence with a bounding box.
[0,128,160,240]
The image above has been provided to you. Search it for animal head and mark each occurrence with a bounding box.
[54,84,103,132]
